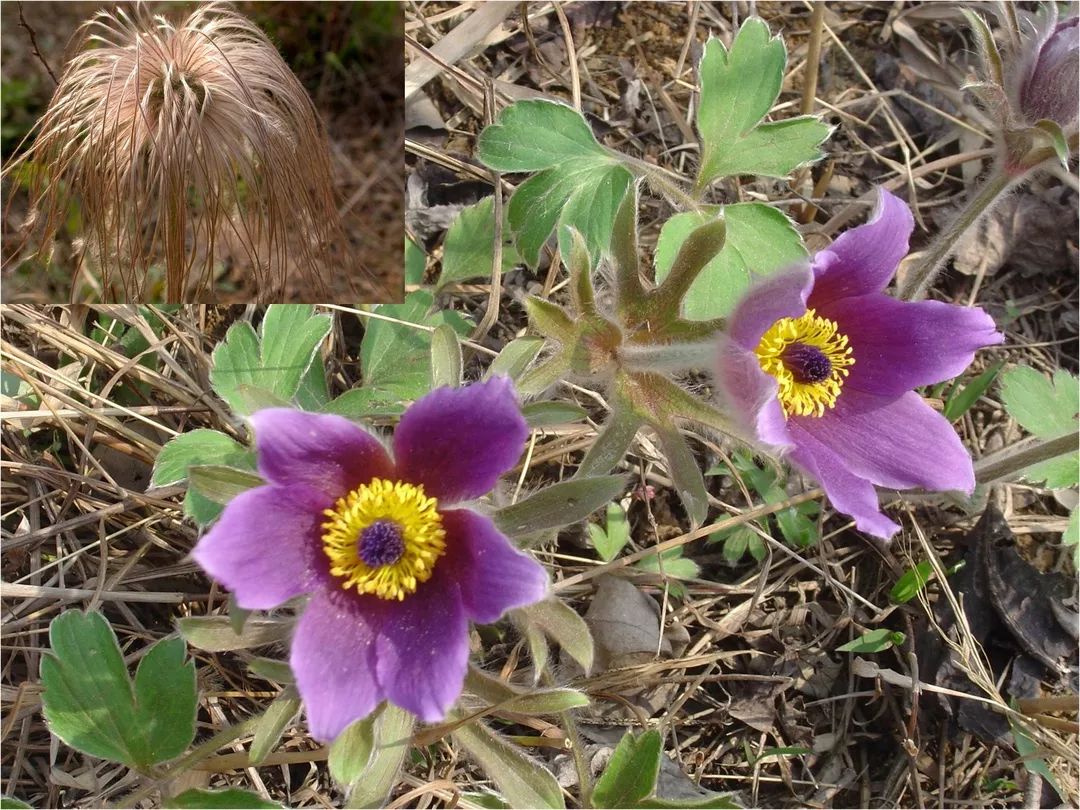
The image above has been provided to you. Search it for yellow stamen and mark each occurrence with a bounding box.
[755,309,855,418]
[321,478,446,601]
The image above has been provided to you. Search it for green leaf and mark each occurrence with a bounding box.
[461,791,511,809]
[493,475,626,536]
[1000,366,1079,438]
[589,502,630,562]
[635,547,700,580]
[40,612,196,770]
[452,720,565,809]
[1035,118,1071,170]
[325,380,418,419]
[177,616,291,652]
[592,730,662,809]
[655,425,709,527]
[522,401,589,428]
[187,465,264,505]
[502,688,590,715]
[152,429,257,526]
[695,21,830,186]
[654,204,806,320]
[486,337,545,381]
[890,561,934,604]
[477,100,633,267]
[249,686,301,765]
[943,362,1002,422]
[999,366,1079,487]
[1009,713,1063,798]
[1065,507,1079,552]
[405,237,426,285]
[359,291,473,407]
[247,657,295,684]
[153,430,253,487]
[638,796,741,809]
[438,197,519,290]
[211,305,332,416]
[836,629,905,654]
[164,788,281,808]
[430,324,463,389]
[478,99,610,171]
[344,706,415,808]
[518,599,594,673]
[329,714,376,785]
[0,799,31,809]
[131,636,198,764]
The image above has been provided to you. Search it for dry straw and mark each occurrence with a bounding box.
[4,2,367,302]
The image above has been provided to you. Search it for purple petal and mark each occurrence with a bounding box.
[374,571,469,722]
[816,294,1003,396]
[715,337,793,449]
[291,589,385,742]
[394,377,528,506]
[788,431,902,540]
[792,390,976,494]
[192,484,330,610]
[251,409,395,498]
[439,509,549,624]
[728,266,813,349]
[810,188,914,306]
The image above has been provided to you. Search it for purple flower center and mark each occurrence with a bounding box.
[357,520,405,567]
[782,342,833,384]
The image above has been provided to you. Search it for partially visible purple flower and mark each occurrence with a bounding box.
[715,189,1004,540]
[192,377,548,742]
[1013,12,1079,128]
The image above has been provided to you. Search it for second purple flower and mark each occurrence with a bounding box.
[715,189,1004,540]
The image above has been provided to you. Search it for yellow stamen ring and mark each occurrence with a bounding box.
[321,478,446,601]
[755,309,855,418]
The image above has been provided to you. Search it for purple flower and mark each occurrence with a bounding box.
[1014,12,1079,128]
[715,189,1003,540]
[192,377,549,741]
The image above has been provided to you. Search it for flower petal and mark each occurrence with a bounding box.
[788,431,901,540]
[374,572,469,723]
[810,188,914,306]
[728,265,813,349]
[439,509,549,624]
[191,484,330,610]
[251,408,395,497]
[715,337,793,450]
[393,377,528,505]
[291,589,385,743]
[816,294,1003,396]
[792,389,976,494]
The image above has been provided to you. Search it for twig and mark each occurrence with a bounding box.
[17,2,58,85]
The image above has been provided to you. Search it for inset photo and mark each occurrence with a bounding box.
[2,1,403,303]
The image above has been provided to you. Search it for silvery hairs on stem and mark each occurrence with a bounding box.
[4,2,372,302]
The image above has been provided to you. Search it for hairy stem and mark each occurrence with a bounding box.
[974,430,1079,484]
[618,340,717,373]
[898,169,1014,301]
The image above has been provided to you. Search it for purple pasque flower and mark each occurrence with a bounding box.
[1012,11,1079,129]
[715,189,1003,540]
[192,377,549,742]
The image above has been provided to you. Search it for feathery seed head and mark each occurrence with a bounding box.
[5,2,367,301]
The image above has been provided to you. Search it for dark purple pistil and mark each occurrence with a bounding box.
[358,520,405,567]
[782,343,832,384]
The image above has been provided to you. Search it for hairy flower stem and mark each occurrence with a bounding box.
[974,429,1079,484]
[619,340,718,373]
[898,168,1015,301]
